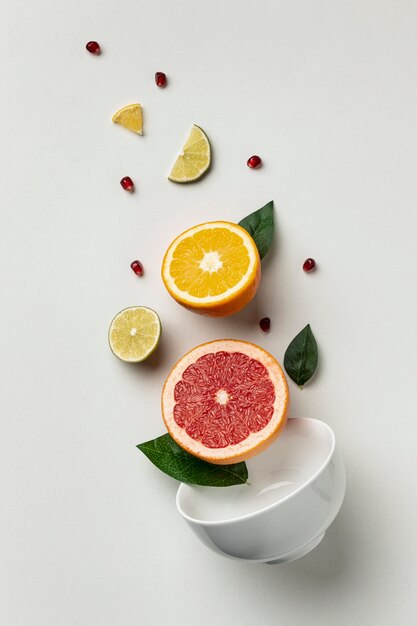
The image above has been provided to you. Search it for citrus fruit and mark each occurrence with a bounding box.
[161,221,261,317]
[108,306,161,362]
[112,104,143,135]
[162,340,289,465]
[168,125,211,183]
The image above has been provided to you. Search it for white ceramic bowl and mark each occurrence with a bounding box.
[176,418,346,564]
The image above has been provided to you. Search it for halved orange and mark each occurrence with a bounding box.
[161,221,260,317]
[162,340,289,464]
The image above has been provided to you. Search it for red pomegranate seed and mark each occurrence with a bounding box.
[86,41,101,55]
[130,260,144,276]
[120,176,134,192]
[247,155,262,169]
[155,72,167,87]
[303,258,316,272]
[259,317,271,333]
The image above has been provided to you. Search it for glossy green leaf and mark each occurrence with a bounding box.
[284,324,318,387]
[137,433,248,487]
[238,200,274,259]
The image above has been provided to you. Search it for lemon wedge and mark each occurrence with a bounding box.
[112,104,143,135]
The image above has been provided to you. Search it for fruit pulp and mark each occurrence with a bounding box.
[174,351,276,448]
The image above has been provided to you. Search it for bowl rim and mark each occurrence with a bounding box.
[176,417,336,526]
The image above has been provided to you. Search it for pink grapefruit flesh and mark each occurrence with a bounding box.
[162,340,289,465]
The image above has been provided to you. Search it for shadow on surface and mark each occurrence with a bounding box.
[230,468,379,606]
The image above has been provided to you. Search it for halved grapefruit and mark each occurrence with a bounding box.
[162,340,289,465]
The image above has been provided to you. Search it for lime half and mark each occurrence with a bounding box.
[108,307,161,362]
[168,124,211,183]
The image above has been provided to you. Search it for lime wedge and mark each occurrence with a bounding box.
[108,307,161,362]
[168,125,211,183]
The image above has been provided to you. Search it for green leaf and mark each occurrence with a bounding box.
[284,324,318,387]
[238,200,274,259]
[137,433,248,487]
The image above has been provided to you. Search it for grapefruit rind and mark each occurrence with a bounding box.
[162,340,289,465]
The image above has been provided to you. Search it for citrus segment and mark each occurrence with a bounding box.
[168,125,211,183]
[161,221,261,317]
[162,340,289,464]
[112,104,143,135]
[108,306,161,362]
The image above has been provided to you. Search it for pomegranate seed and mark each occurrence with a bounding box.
[259,317,271,333]
[130,260,144,276]
[247,155,262,169]
[303,258,316,272]
[155,72,167,87]
[86,41,101,55]
[120,176,134,192]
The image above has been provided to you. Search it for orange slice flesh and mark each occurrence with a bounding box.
[161,221,260,317]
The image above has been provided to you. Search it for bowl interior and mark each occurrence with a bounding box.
[177,418,335,523]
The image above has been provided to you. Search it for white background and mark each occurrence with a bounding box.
[1,1,417,624]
